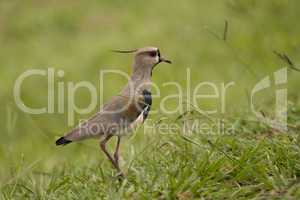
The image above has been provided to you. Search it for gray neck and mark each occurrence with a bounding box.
[121,63,153,95]
[131,63,152,82]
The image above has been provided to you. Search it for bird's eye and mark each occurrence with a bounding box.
[148,51,157,57]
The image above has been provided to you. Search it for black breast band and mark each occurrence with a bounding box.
[142,90,152,121]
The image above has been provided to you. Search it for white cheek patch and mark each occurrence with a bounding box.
[155,55,159,63]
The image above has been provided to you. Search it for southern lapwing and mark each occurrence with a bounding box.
[56,47,171,175]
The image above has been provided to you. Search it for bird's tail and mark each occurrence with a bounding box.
[55,137,72,146]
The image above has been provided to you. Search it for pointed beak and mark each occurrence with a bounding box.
[159,57,172,64]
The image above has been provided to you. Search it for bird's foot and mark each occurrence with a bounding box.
[115,171,125,181]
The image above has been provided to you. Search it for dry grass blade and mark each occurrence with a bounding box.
[273,51,300,72]
[223,20,228,41]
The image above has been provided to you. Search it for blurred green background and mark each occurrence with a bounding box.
[0,0,299,183]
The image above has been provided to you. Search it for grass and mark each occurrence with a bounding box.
[1,0,300,199]
[1,106,300,199]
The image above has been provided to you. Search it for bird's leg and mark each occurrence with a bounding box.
[100,135,121,172]
[114,136,121,168]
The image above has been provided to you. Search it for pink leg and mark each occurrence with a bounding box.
[100,135,121,172]
[114,136,121,167]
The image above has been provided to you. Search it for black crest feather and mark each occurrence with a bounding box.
[111,49,137,53]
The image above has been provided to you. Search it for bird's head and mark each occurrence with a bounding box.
[134,47,172,68]
[112,47,171,73]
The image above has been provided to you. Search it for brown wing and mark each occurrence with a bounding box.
[63,94,145,141]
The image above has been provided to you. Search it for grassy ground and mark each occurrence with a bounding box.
[1,108,300,199]
[1,0,300,199]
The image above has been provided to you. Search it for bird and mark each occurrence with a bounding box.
[55,47,171,176]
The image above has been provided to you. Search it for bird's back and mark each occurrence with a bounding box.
[57,92,149,144]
